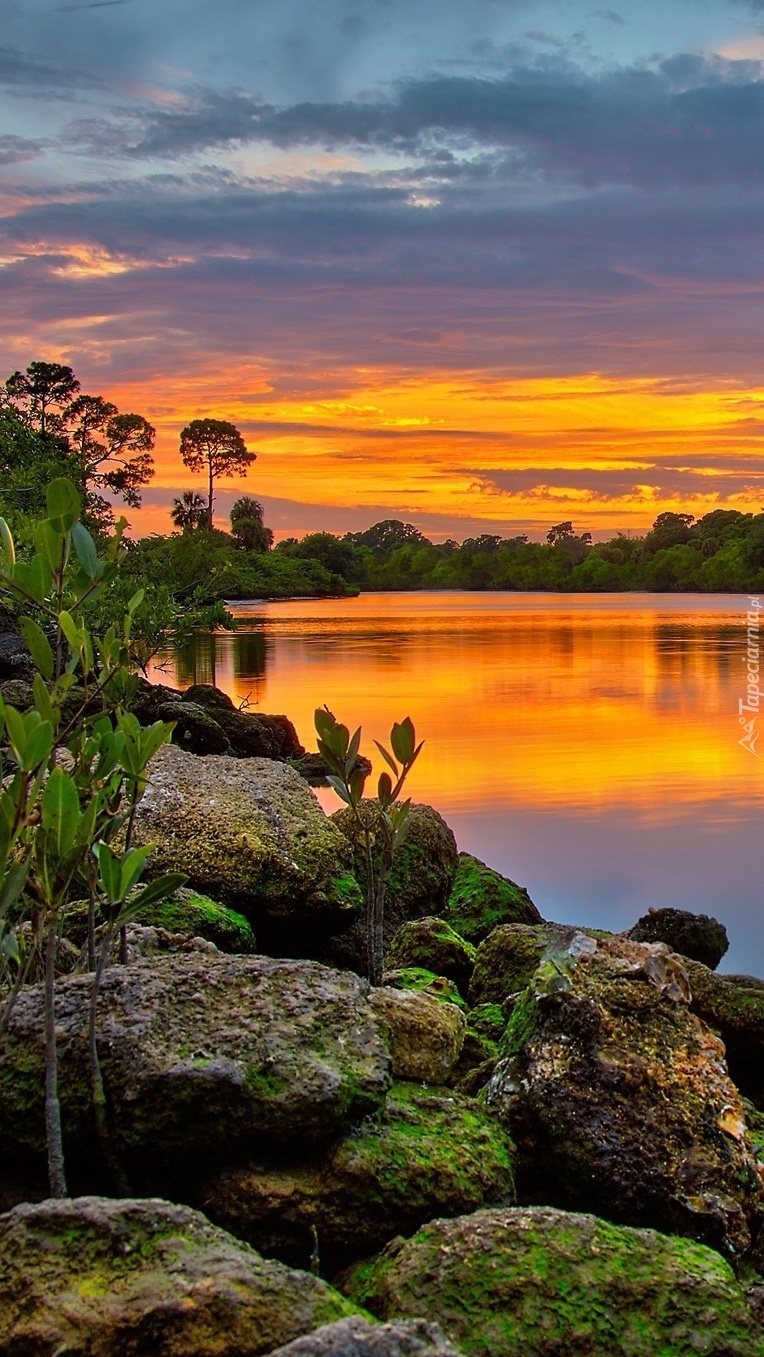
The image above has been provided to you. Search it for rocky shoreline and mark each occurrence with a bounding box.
[1,681,764,1354]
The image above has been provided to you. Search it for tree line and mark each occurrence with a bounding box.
[3,359,764,603]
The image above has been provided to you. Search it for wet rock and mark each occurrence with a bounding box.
[193,1082,515,1272]
[131,744,362,947]
[130,679,304,760]
[443,853,542,944]
[369,987,466,1084]
[629,906,729,970]
[0,1196,361,1356]
[385,918,476,995]
[486,935,764,1259]
[267,1318,465,1357]
[0,953,391,1179]
[684,961,764,1109]
[321,804,459,973]
[342,1206,763,1357]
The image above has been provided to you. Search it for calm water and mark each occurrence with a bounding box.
[150,592,764,976]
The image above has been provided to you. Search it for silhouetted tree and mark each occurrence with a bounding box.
[179,418,256,529]
[5,361,80,435]
[63,395,155,507]
[346,519,428,557]
[230,496,273,552]
[171,490,208,534]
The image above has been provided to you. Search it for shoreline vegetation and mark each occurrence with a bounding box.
[3,362,764,622]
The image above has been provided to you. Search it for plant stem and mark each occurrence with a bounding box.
[88,927,130,1195]
[44,911,67,1197]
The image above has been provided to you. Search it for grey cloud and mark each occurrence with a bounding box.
[96,54,764,194]
[473,464,764,504]
[0,134,46,164]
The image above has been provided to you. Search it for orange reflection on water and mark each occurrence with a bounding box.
[149,592,762,824]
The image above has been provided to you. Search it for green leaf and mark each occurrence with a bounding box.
[32,674,56,729]
[0,928,20,965]
[71,521,100,580]
[139,720,174,766]
[377,771,393,807]
[24,719,54,770]
[41,767,81,858]
[33,520,66,571]
[118,844,154,899]
[373,740,399,777]
[0,517,15,568]
[20,619,54,680]
[124,872,188,918]
[390,717,416,765]
[46,477,81,532]
[127,588,145,615]
[57,609,83,653]
[314,707,336,741]
[93,841,121,903]
[347,726,362,767]
[327,774,352,805]
[0,860,30,916]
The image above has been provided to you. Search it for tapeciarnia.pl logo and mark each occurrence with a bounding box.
[739,596,761,758]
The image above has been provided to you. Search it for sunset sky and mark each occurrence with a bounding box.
[3,0,764,539]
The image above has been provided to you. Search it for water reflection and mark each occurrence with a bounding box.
[148,592,764,974]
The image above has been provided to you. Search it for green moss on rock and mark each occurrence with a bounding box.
[193,1082,516,1272]
[385,918,476,996]
[129,888,256,952]
[469,924,552,1006]
[342,1206,763,1357]
[0,1196,362,1355]
[443,854,542,945]
[382,968,468,1012]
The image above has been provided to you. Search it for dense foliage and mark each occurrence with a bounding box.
[286,512,764,594]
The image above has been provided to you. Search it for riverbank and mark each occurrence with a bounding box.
[1,712,764,1353]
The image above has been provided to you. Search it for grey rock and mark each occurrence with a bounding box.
[267,1318,464,1357]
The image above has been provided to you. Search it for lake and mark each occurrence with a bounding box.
[150,591,764,977]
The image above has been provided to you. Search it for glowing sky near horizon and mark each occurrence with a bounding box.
[3,0,764,538]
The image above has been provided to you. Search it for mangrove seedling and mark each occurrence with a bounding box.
[315,707,423,985]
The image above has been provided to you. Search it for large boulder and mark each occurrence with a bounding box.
[320,804,459,973]
[629,906,729,970]
[684,962,764,1109]
[486,934,764,1260]
[369,987,466,1084]
[0,1196,361,1356]
[385,918,476,996]
[131,744,362,949]
[443,853,542,944]
[267,1318,464,1357]
[193,1082,515,1272]
[342,1206,763,1357]
[0,954,391,1186]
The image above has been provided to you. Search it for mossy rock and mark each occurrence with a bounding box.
[132,745,362,950]
[0,1195,362,1355]
[0,954,391,1175]
[131,888,255,952]
[468,923,552,1006]
[62,888,256,955]
[486,936,764,1261]
[194,1082,516,1272]
[385,918,476,995]
[629,906,729,970]
[685,961,764,1109]
[382,967,468,1012]
[443,853,542,945]
[468,1004,507,1044]
[341,1206,763,1357]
